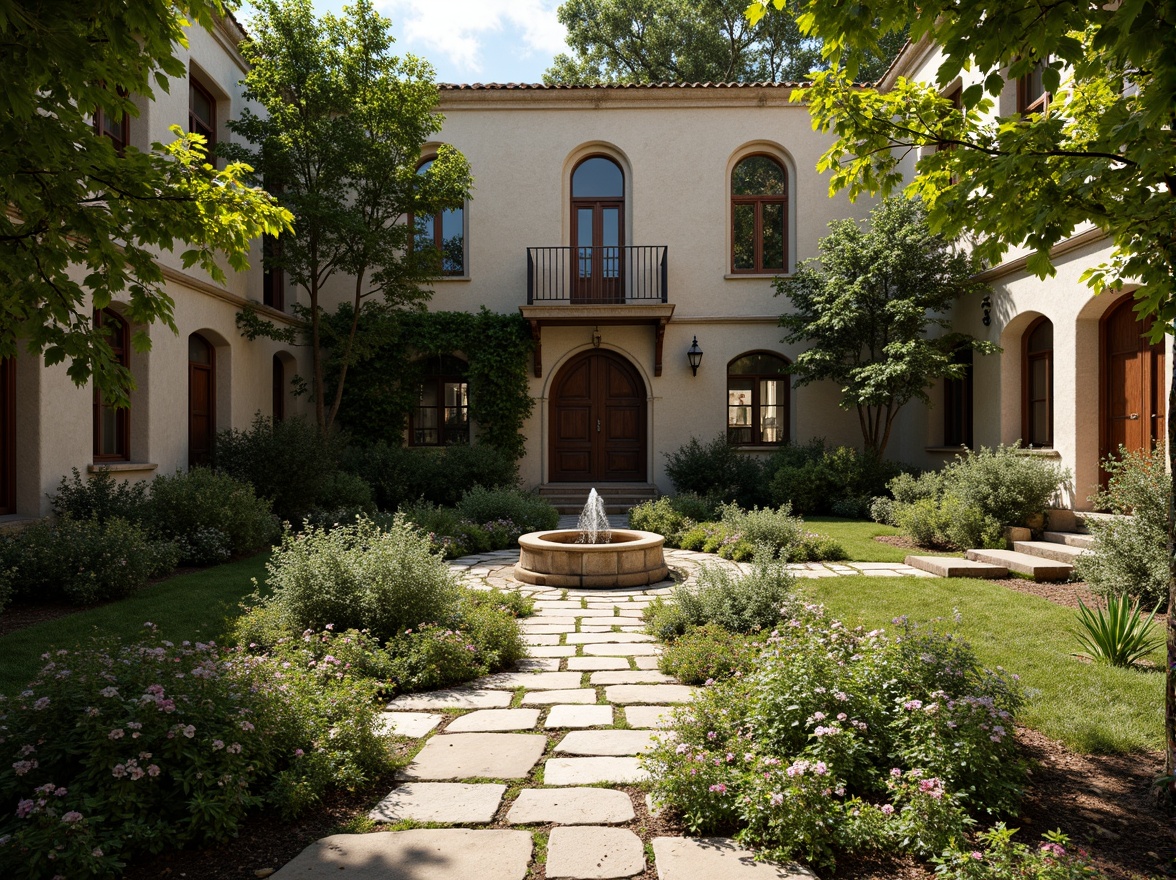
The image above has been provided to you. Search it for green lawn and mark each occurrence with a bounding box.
[802,574,1163,755]
[0,553,270,695]
[803,516,961,563]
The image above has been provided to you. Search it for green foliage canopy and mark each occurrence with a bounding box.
[0,0,292,406]
[227,0,472,431]
[777,197,993,455]
[546,0,904,85]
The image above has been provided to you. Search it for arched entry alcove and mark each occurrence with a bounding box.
[549,349,646,482]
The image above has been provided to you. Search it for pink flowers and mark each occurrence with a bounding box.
[12,760,36,776]
[182,725,196,738]
[32,697,50,710]
[1040,842,1066,857]
[108,729,124,740]
[769,792,784,806]
[61,811,83,824]
[902,699,923,711]
[880,804,895,816]
[15,800,35,818]
[708,783,727,794]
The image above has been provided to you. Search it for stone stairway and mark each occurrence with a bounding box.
[539,482,659,515]
[906,528,1094,581]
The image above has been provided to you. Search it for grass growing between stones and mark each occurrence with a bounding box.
[803,516,961,562]
[0,552,271,693]
[802,574,1162,754]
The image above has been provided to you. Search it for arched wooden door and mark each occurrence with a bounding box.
[188,334,215,467]
[550,351,646,482]
[1101,296,1165,482]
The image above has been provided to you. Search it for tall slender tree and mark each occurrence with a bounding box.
[227,0,472,432]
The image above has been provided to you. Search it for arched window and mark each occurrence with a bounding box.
[727,352,790,446]
[0,357,14,515]
[731,155,787,274]
[93,309,129,461]
[188,334,216,467]
[943,346,973,447]
[1022,317,1053,447]
[414,159,465,276]
[571,156,624,303]
[410,355,469,446]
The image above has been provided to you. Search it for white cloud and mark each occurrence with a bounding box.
[378,0,567,76]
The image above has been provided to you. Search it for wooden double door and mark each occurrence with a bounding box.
[1101,296,1166,480]
[550,351,646,482]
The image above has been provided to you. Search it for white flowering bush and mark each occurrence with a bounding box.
[643,605,1024,870]
[0,625,389,879]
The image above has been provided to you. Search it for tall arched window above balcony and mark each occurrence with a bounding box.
[1022,317,1053,447]
[727,352,790,446]
[731,155,787,274]
[414,158,466,276]
[571,156,625,303]
[188,333,216,467]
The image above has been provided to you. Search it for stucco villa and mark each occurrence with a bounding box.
[0,17,1165,520]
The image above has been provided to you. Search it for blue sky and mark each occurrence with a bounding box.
[239,1,568,85]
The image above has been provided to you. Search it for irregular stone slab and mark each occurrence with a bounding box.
[566,632,654,644]
[444,709,541,733]
[547,826,645,879]
[555,729,660,756]
[524,635,561,646]
[651,837,817,880]
[477,671,584,690]
[544,757,649,785]
[605,685,697,704]
[507,788,635,825]
[528,616,579,625]
[369,782,506,824]
[521,688,597,705]
[567,656,630,671]
[528,646,577,657]
[515,658,562,672]
[583,644,660,656]
[623,706,675,729]
[375,712,443,738]
[965,548,1071,581]
[545,704,613,729]
[522,625,576,635]
[399,733,547,781]
[589,671,674,685]
[633,657,661,670]
[387,689,511,711]
[270,829,532,880]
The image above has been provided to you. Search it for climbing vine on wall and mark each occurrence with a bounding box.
[327,306,534,459]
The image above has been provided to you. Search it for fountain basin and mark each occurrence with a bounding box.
[514,529,669,588]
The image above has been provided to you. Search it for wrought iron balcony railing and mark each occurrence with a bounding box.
[526,246,668,305]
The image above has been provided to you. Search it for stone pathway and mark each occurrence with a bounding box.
[270,547,895,880]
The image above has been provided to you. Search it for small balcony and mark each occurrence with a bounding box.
[526,246,668,304]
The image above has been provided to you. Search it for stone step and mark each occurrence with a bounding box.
[1043,530,1096,549]
[904,555,1008,578]
[1012,540,1088,563]
[965,548,1072,581]
[540,483,659,514]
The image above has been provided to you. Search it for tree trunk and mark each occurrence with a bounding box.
[310,281,325,432]
[324,271,366,433]
[1165,337,1176,802]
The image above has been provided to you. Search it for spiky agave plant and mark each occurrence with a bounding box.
[1073,594,1163,668]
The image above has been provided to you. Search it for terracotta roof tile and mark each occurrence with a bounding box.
[438,81,811,90]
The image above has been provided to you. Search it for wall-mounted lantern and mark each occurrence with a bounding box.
[687,336,703,376]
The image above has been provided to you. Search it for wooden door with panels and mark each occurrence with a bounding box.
[1101,296,1165,485]
[550,350,646,482]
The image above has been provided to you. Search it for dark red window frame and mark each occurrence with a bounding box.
[1022,316,1054,447]
[730,155,788,275]
[188,76,217,148]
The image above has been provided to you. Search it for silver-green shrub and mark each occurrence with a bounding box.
[261,515,461,641]
[670,549,796,634]
[1074,446,1168,607]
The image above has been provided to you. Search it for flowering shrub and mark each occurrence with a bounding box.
[673,505,846,562]
[933,825,1110,879]
[454,486,558,533]
[0,626,389,879]
[643,605,1024,869]
[657,624,763,684]
[0,516,179,605]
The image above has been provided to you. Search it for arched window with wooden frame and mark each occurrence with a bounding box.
[93,309,130,461]
[188,334,216,467]
[727,352,790,446]
[731,155,788,274]
[410,355,469,446]
[413,158,466,276]
[571,155,625,303]
[1022,317,1053,447]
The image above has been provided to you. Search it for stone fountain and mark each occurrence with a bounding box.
[514,489,669,588]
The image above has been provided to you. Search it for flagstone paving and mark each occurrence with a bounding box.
[274,546,918,879]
